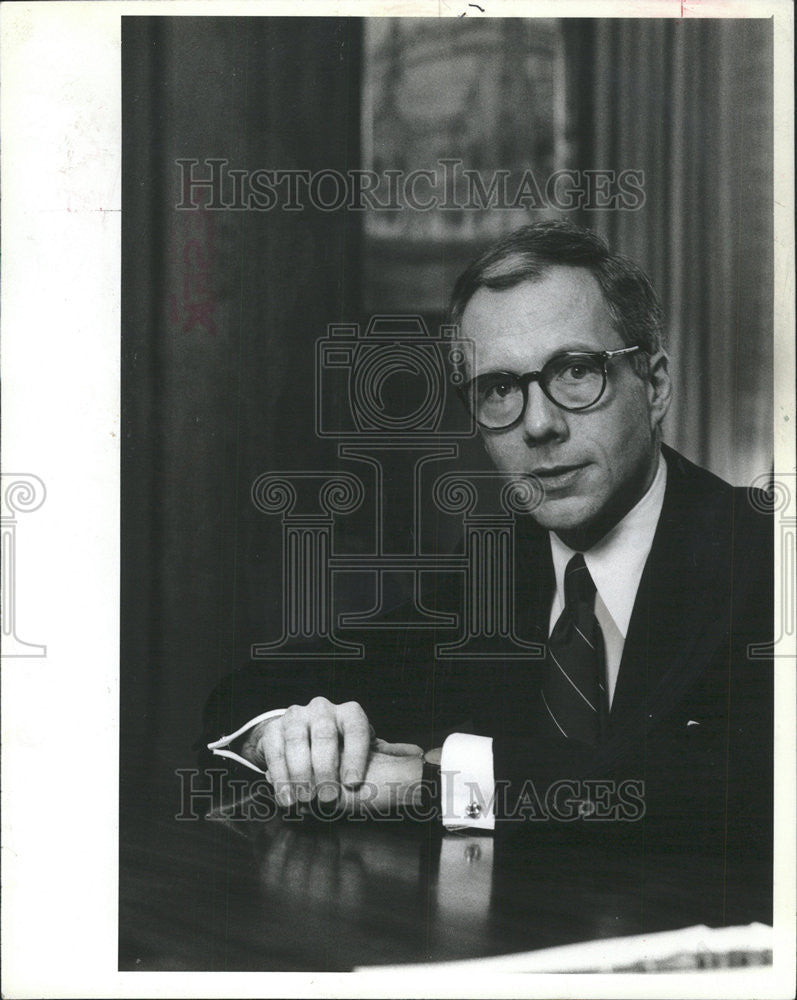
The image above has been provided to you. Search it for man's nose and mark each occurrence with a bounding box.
[521,381,568,443]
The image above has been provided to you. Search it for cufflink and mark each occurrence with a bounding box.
[465,801,482,819]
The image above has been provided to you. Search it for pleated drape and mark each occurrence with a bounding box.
[575,18,773,486]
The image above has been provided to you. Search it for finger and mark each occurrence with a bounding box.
[283,712,314,801]
[309,706,340,803]
[371,739,424,757]
[336,702,371,787]
[261,719,293,808]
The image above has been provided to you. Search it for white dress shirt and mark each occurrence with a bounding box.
[548,452,667,706]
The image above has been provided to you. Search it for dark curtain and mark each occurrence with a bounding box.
[121,17,362,780]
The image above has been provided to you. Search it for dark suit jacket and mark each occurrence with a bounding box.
[202,446,773,865]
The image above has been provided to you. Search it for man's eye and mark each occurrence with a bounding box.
[484,380,514,400]
[476,376,517,402]
[554,359,600,382]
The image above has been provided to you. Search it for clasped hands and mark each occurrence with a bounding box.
[241,697,424,813]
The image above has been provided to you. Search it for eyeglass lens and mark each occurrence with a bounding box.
[472,354,606,427]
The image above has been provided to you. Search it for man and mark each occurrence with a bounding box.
[202,221,773,861]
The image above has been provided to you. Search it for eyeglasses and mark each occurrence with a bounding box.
[460,346,642,430]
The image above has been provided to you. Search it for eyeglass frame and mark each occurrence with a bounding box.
[458,345,643,430]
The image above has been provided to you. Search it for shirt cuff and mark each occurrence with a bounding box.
[439,732,495,831]
[207,708,287,774]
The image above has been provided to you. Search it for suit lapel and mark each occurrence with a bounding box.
[509,449,736,763]
[606,447,734,749]
[514,512,555,640]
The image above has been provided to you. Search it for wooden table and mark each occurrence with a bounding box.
[119,763,772,971]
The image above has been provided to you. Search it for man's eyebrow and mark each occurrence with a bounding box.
[470,344,606,377]
[542,342,607,358]
[470,367,521,380]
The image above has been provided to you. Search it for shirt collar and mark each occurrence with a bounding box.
[549,452,667,638]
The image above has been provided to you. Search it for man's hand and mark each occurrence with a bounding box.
[337,739,424,814]
[242,697,374,807]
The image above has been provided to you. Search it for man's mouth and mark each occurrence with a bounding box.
[528,464,588,491]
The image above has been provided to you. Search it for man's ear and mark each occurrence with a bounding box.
[646,351,672,429]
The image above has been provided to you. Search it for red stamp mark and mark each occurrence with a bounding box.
[169,207,217,335]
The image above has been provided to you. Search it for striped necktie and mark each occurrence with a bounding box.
[541,553,607,747]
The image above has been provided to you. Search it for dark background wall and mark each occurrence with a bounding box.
[121,16,773,784]
[122,17,364,780]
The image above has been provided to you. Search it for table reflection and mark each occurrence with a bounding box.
[119,768,772,971]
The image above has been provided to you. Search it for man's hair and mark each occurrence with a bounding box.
[448,220,665,369]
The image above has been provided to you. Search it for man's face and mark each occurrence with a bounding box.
[460,266,669,547]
